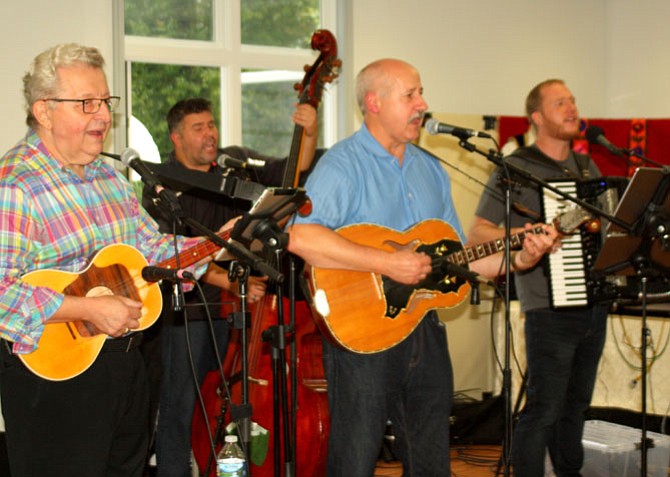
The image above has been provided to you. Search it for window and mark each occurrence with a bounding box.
[125,0,214,40]
[119,0,341,165]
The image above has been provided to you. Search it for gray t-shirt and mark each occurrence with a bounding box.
[475,145,601,312]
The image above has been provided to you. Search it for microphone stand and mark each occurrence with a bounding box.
[591,166,670,477]
[219,191,306,477]
[451,140,513,476]
[146,180,284,474]
[619,150,669,477]
[261,249,294,477]
[452,139,635,477]
[620,147,670,174]
[243,214,296,477]
[226,259,254,466]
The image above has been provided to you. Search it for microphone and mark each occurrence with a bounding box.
[584,125,627,157]
[424,118,492,140]
[100,151,121,161]
[142,266,196,283]
[441,262,494,287]
[216,154,249,170]
[120,148,163,190]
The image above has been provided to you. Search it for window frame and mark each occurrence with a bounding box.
[113,0,345,158]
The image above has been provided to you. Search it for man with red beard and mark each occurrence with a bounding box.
[141,97,318,477]
[468,79,609,477]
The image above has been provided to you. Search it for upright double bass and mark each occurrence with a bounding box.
[191,29,340,477]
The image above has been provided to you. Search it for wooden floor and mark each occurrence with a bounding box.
[374,445,505,476]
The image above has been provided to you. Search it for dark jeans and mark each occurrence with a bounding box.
[0,338,149,477]
[323,312,453,477]
[155,319,229,477]
[512,305,608,477]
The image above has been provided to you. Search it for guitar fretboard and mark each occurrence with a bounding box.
[156,230,231,271]
[448,225,545,267]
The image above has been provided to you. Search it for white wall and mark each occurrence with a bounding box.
[605,0,670,117]
[351,0,608,118]
[0,0,114,152]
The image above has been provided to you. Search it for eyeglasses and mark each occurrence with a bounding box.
[43,96,121,114]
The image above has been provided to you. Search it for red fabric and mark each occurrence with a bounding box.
[627,119,646,176]
[497,116,670,178]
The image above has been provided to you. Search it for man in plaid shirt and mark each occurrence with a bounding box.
[0,43,226,477]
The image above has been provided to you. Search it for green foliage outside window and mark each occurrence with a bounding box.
[130,64,220,159]
[125,0,213,40]
[125,0,323,162]
[241,0,320,48]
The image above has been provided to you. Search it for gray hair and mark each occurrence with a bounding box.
[23,43,106,128]
[355,59,398,115]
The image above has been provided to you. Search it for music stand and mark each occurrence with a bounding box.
[593,167,670,477]
[594,167,670,276]
[216,187,308,261]
[213,187,307,474]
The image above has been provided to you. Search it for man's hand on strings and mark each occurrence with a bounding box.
[514,222,559,271]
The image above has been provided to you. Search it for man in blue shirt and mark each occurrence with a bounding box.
[287,58,557,476]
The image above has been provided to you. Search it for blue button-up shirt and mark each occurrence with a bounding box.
[294,123,464,240]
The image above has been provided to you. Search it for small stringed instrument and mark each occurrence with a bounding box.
[18,228,232,381]
[305,208,588,354]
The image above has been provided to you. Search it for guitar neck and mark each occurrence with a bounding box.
[449,225,545,265]
[155,229,231,271]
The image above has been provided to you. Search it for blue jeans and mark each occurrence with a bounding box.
[511,305,608,477]
[155,319,229,477]
[323,312,453,477]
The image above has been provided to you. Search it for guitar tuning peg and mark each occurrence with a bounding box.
[303,64,310,72]
[293,83,301,91]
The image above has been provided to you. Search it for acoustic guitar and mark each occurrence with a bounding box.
[18,229,232,381]
[304,208,588,354]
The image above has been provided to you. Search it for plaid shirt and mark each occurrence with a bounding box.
[0,129,204,353]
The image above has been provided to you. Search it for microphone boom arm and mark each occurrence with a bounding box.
[181,215,284,284]
[456,139,634,232]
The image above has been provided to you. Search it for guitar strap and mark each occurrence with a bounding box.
[512,145,591,180]
[508,145,592,284]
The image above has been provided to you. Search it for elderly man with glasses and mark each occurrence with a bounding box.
[0,43,224,477]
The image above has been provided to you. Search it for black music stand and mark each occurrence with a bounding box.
[227,187,308,256]
[593,167,670,477]
[217,187,307,477]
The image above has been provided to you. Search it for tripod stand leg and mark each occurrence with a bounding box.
[495,370,528,477]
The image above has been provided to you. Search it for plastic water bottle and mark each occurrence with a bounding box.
[217,435,246,477]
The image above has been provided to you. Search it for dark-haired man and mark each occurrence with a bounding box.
[143,97,317,477]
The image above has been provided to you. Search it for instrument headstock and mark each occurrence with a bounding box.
[294,29,341,108]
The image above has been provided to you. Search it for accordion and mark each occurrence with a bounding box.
[541,177,628,309]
